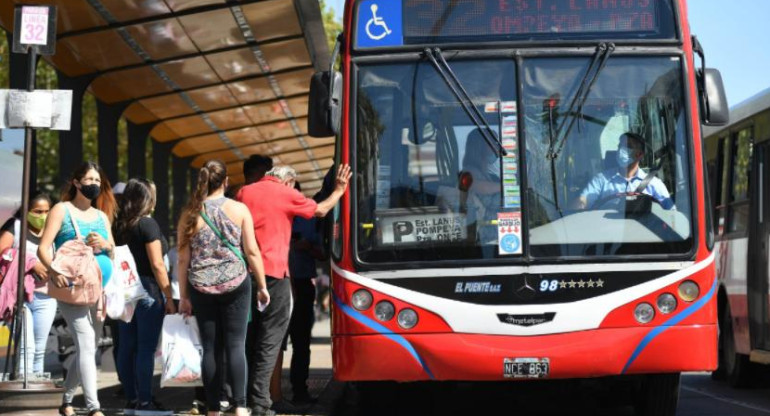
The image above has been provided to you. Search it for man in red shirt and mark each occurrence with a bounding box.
[237,164,351,416]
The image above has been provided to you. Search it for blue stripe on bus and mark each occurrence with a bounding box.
[621,279,717,374]
[332,292,435,379]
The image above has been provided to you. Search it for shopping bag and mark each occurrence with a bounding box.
[160,314,203,388]
[113,245,149,303]
[104,271,125,320]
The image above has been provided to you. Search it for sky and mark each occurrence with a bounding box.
[325,0,770,107]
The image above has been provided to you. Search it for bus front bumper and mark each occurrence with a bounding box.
[332,324,717,381]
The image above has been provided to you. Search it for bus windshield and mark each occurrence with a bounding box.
[355,55,693,264]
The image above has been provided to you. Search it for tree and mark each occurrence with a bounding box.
[0,34,8,88]
[319,0,342,56]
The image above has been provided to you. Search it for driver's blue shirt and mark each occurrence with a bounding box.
[580,168,674,210]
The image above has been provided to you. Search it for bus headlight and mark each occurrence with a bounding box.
[397,308,419,329]
[351,289,373,311]
[634,303,655,324]
[678,280,700,302]
[374,301,395,321]
[656,293,677,314]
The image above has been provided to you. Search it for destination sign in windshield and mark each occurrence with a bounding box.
[355,0,677,48]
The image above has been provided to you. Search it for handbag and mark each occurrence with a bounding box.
[48,204,103,306]
[200,210,245,266]
[187,209,247,295]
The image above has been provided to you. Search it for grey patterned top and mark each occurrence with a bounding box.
[189,197,247,294]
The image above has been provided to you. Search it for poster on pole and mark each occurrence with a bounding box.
[0,89,73,130]
[12,5,57,55]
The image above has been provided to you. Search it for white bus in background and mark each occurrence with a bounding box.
[705,87,770,387]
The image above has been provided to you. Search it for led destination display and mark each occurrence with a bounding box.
[355,0,677,47]
[404,0,667,38]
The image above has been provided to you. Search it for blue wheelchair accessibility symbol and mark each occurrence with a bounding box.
[357,0,403,48]
[500,234,520,254]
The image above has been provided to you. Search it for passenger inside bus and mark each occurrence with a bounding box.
[573,132,674,211]
[460,128,502,245]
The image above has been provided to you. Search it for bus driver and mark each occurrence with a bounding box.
[574,132,674,210]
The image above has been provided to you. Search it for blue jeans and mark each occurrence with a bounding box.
[117,279,164,403]
[18,292,57,375]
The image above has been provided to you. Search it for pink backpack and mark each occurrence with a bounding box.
[48,205,103,306]
[0,248,36,323]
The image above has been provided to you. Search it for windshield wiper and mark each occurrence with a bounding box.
[424,48,507,157]
[547,42,615,160]
[544,96,563,217]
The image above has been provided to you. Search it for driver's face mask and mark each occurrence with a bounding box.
[616,147,634,168]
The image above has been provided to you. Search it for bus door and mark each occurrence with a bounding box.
[749,142,770,351]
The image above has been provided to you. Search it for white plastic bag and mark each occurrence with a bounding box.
[111,245,149,322]
[160,314,203,388]
[104,271,125,320]
[113,245,148,302]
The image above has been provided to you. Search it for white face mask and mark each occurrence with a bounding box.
[616,147,633,168]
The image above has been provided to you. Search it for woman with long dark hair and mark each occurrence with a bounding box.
[38,161,117,416]
[114,178,176,415]
[177,160,269,416]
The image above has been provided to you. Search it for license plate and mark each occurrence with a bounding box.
[503,357,550,379]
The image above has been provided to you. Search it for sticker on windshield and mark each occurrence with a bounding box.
[498,212,522,255]
[378,210,467,245]
[376,164,391,208]
[484,101,517,113]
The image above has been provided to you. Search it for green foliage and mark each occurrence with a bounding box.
[82,93,99,165]
[319,0,342,70]
[0,35,8,89]
[117,118,128,182]
[34,60,60,195]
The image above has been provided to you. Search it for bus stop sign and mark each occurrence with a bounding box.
[12,5,56,55]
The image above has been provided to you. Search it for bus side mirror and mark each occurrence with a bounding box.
[308,70,342,137]
[699,68,729,126]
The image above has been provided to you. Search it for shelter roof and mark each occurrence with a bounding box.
[0,0,333,195]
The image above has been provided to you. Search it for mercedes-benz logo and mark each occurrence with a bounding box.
[515,276,537,300]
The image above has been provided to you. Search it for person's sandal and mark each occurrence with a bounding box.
[58,403,75,416]
[86,409,105,416]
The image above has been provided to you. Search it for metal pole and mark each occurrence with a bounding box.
[10,47,37,387]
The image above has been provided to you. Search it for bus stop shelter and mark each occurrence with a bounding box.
[0,0,334,234]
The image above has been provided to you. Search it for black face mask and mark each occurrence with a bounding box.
[78,183,101,200]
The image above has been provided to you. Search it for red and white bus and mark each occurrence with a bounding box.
[309,1,728,414]
[705,87,770,388]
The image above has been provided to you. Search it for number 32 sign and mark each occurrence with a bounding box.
[12,5,57,55]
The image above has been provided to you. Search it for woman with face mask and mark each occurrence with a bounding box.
[37,161,117,416]
[0,193,54,378]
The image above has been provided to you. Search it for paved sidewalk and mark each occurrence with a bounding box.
[0,315,340,415]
